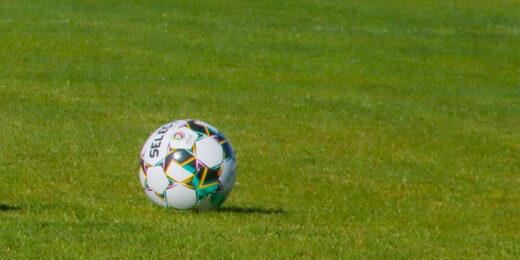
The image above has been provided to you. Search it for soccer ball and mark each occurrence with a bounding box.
[139,119,236,210]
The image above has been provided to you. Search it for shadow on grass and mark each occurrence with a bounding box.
[217,206,286,214]
[0,203,21,212]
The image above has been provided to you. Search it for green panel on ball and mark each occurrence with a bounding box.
[209,192,228,207]
[192,175,220,201]
[182,160,197,174]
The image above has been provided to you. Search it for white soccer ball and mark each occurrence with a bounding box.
[139,119,236,210]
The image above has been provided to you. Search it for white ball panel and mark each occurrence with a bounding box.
[165,161,193,182]
[145,189,167,208]
[166,185,197,210]
[195,136,223,168]
[146,166,169,194]
[141,122,176,166]
[139,167,146,188]
[169,127,198,149]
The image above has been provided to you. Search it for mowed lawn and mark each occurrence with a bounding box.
[1,0,519,258]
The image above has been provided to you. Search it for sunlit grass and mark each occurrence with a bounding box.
[0,0,519,258]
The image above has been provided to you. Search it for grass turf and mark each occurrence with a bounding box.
[1,0,519,258]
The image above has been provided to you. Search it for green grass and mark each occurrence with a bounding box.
[1,0,520,258]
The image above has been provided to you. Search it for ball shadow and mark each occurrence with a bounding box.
[217,206,286,214]
[0,203,21,212]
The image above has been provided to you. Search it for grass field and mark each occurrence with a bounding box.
[1,0,520,258]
